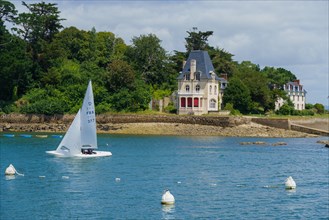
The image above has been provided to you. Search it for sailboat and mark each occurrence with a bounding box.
[46,81,112,158]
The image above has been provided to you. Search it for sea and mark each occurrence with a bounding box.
[1,134,328,220]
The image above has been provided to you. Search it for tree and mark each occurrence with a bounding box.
[185,27,213,52]
[13,1,65,81]
[262,66,296,87]
[126,33,167,86]
[314,103,325,114]
[209,47,237,78]
[223,77,251,114]
[235,61,272,112]
[0,0,17,24]
[0,24,32,101]
[14,1,64,43]
[105,60,136,93]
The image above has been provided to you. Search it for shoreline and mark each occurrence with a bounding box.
[0,122,318,138]
[1,113,327,138]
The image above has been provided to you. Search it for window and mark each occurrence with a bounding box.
[181,97,186,107]
[196,85,200,93]
[194,98,199,107]
[209,85,212,94]
[185,74,190,80]
[214,85,217,95]
[187,98,192,107]
[209,99,216,109]
[185,85,190,92]
[196,72,201,81]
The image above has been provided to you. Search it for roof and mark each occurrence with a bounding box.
[177,50,220,80]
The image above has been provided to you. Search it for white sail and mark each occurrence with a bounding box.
[46,80,112,157]
[80,81,97,149]
[55,110,81,156]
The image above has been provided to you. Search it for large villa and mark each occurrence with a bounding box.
[175,50,306,115]
[176,50,228,115]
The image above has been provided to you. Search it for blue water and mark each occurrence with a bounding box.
[1,134,328,219]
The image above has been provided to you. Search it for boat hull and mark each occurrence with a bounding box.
[46,150,112,158]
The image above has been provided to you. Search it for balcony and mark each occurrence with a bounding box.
[177,90,205,95]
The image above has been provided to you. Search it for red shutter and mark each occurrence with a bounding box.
[187,98,192,107]
[181,97,186,107]
[194,98,199,107]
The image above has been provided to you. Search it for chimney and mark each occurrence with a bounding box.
[190,59,196,80]
[294,79,300,85]
[182,60,186,69]
[220,73,228,80]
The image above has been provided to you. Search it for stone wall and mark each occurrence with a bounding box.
[97,114,250,127]
[251,118,290,130]
[0,113,250,127]
[290,124,329,136]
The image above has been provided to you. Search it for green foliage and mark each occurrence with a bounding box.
[19,87,70,115]
[223,77,251,114]
[235,64,272,112]
[153,89,172,100]
[223,103,241,115]
[305,103,314,109]
[104,60,135,93]
[164,103,177,114]
[275,103,294,115]
[185,27,213,52]
[209,48,237,78]
[275,103,315,116]
[261,66,296,87]
[126,33,168,86]
[0,6,309,116]
[314,103,325,114]
[0,0,17,24]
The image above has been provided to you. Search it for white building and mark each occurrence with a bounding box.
[176,50,227,115]
[275,79,307,111]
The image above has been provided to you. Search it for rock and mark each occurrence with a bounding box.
[253,141,267,145]
[272,142,287,146]
[240,142,253,145]
[316,140,329,145]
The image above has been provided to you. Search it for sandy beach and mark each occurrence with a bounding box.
[99,122,318,137]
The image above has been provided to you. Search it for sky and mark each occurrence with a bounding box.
[11,0,329,105]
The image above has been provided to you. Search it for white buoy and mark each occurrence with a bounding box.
[285,176,296,189]
[161,190,175,205]
[5,164,16,175]
[115,177,121,182]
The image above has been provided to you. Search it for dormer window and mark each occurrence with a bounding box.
[196,72,201,81]
[185,74,190,80]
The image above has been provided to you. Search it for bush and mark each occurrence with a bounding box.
[164,103,176,114]
[224,103,241,115]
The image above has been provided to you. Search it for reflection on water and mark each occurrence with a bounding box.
[5,175,16,181]
[162,204,175,220]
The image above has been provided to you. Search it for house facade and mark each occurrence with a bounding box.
[275,79,307,111]
[176,50,227,115]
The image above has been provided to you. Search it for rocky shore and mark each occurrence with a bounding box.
[0,113,318,137]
